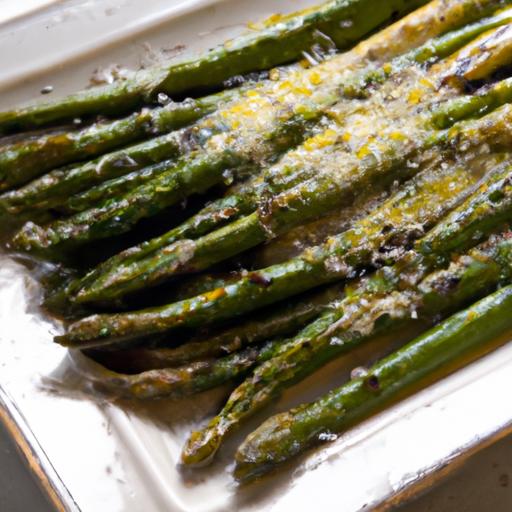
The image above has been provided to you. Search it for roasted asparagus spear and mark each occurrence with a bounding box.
[73,90,512,305]
[0,0,436,133]
[4,1,507,216]
[11,3,510,250]
[234,283,512,481]
[83,231,512,401]
[87,284,344,371]
[0,88,240,191]
[61,25,512,302]
[180,159,512,465]
[56,143,511,346]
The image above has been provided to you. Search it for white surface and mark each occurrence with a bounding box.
[2,255,512,512]
[0,0,59,24]
[1,1,512,511]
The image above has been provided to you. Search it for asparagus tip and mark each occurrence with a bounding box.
[233,411,297,484]
[181,427,223,467]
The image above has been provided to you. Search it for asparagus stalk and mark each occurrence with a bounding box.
[180,161,512,465]
[83,230,512,401]
[170,39,512,274]
[0,128,187,215]
[342,6,512,97]
[88,338,286,400]
[13,149,263,255]
[56,148,501,347]
[0,0,439,134]
[6,73,322,232]
[431,77,512,128]
[61,28,512,305]
[74,82,512,303]
[43,177,266,315]
[234,282,512,481]
[442,21,512,82]
[48,187,257,311]
[61,160,182,213]
[55,167,373,309]
[4,3,509,225]
[0,89,239,191]
[88,284,343,371]
[8,4,509,236]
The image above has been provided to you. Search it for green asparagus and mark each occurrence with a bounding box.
[2,2,509,211]
[11,4,511,249]
[0,0,437,133]
[1,0,511,486]
[90,338,288,400]
[87,284,344,371]
[3,0,512,487]
[234,283,512,481]
[0,88,239,191]
[0,128,187,215]
[180,160,512,465]
[74,80,512,304]
[57,148,505,346]
[83,231,512,402]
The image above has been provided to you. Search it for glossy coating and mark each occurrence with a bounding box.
[0,0,431,133]
[234,284,512,481]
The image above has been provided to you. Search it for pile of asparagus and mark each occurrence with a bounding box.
[3,0,512,482]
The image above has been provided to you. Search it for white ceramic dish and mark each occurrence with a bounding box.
[1,2,512,511]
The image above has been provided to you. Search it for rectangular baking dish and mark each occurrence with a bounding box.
[1,1,512,510]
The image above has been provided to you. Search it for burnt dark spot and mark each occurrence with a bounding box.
[432,313,443,324]
[462,79,479,95]
[301,340,311,349]
[223,75,247,89]
[446,275,461,289]
[365,375,380,391]
[179,128,200,151]
[249,273,272,287]
[381,224,393,235]
[489,189,506,204]
[374,257,386,267]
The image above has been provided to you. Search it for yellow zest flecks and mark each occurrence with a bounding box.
[408,88,424,105]
[294,103,311,117]
[356,144,372,159]
[261,12,284,28]
[278,80,292,91]
[342,131,352,142]
[389,131,407,142]
[419,77,434,89]
[382,62,393,75]
[466,310,479,322]
[204,288,227,302]
[325,237,337,248]
[221,92,273,130]
[248,13,283,31]
[294,86,313,97]
[309,71,323,86]
[303,129,338,151]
